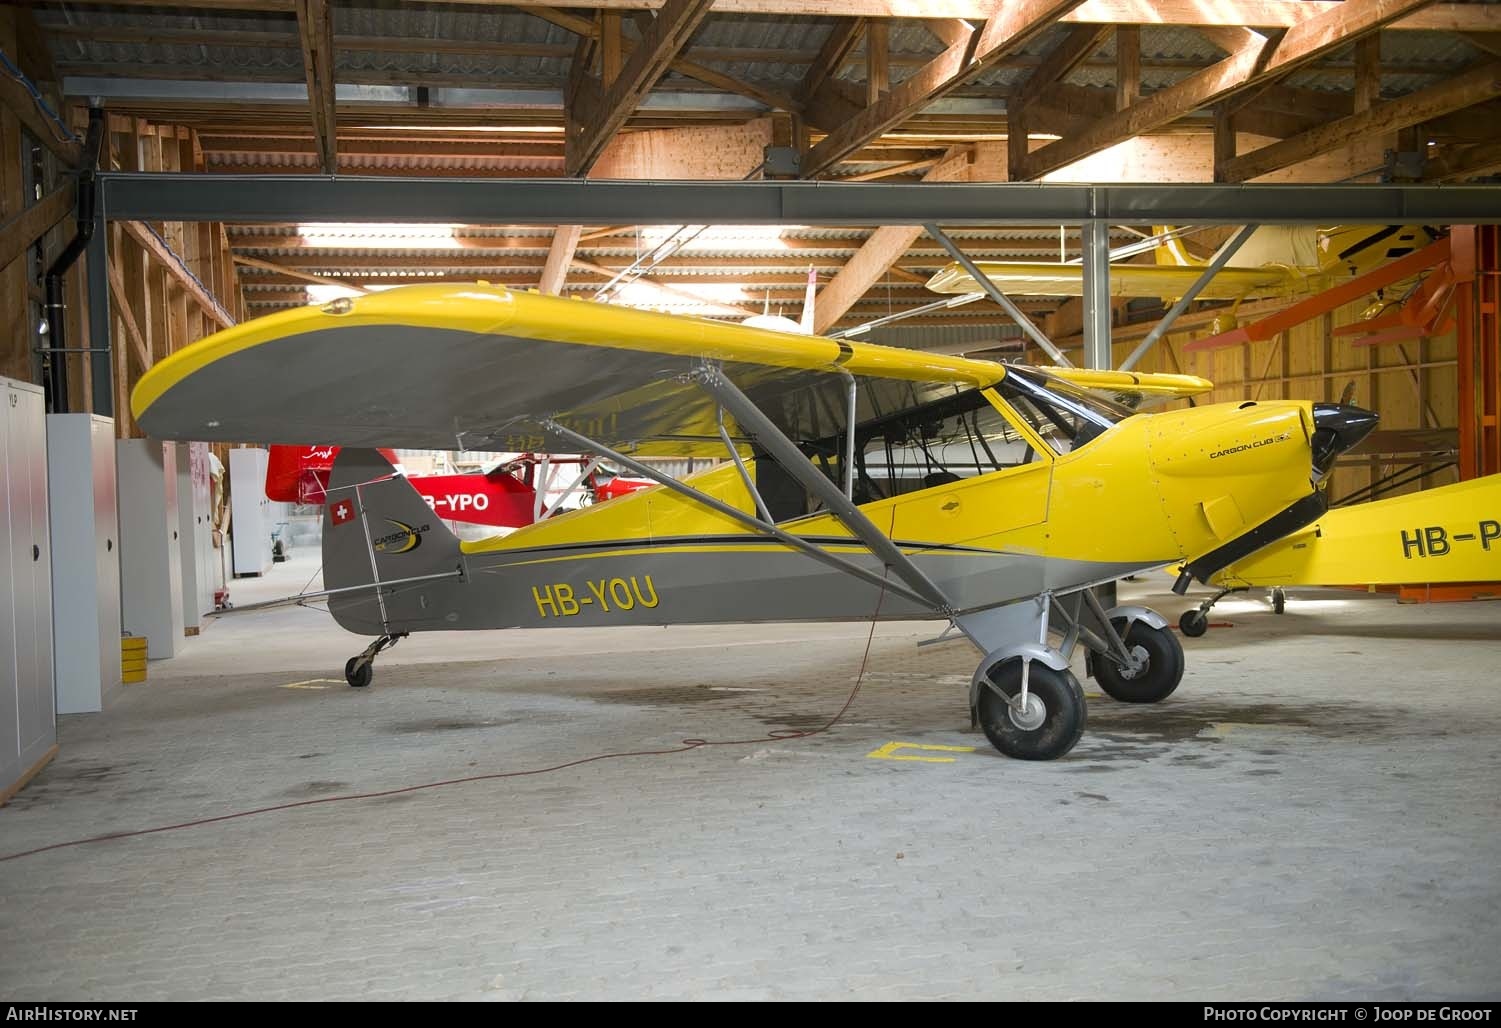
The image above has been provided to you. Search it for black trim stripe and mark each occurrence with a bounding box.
[472,533,1006,562]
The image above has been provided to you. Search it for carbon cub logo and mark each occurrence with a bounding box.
[1210,432,1292,460]
[372,519,428,554]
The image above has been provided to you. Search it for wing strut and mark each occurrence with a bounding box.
[690,364,957,616]
[538,418,942,613]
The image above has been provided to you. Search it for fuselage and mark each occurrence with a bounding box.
[325,384,1338,638]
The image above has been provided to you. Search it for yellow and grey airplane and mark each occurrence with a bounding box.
[131,283,1378,761]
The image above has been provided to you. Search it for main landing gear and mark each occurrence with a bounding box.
[1178,586,1287,637]
[956,589,1184,760]
[344,632,408,688]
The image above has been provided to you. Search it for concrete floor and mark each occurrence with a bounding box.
[2,553,1499,1001]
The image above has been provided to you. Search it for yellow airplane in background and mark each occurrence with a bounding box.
[925,225,1440,302]
[1178,473,1501,634]
[131,283,1383,761]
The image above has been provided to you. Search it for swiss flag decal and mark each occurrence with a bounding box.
[329,499,356,526]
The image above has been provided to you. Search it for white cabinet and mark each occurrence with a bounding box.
[46,414,122,714]
[177,442,216,628]
[2,377,56,798]
[229,447,274,577]
[117,439,184,661]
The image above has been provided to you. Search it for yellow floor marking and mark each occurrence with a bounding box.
[866,741,976,763]
[281,679,341,690]
[1201,722,1311,738]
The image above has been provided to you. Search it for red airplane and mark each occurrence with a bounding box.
[265,445,651,529]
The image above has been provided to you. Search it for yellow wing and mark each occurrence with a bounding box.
[925,261,1291,300]
[132,283,1007,456]
[1039,367,1213,402]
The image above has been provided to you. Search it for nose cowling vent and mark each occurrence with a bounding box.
[1310,403,1379,478]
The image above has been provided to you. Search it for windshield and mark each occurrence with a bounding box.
[996,366,1134,455]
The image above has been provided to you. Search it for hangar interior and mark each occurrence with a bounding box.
[2,0,1500,1002]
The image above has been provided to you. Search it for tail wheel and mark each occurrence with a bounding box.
[975,660,1086,761]
[1179,610,1208,637]
[1095,618,1184,704]
[344,657,373,688]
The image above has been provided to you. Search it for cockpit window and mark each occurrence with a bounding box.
[997,367,1131,455]
[851,388,1037,502]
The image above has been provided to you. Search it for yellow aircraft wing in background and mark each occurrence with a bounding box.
[1213,474,1501,588]
[926,261,1291,301]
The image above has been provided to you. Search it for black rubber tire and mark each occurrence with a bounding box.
[1272,588,1286,615]
[1095,618,1185,703]
[1178,609,1208,638]
[975,660,1086,761]
[345,657,373,688]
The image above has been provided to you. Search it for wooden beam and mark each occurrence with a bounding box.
[800,18,864,105]
[811,148,974,334]
[1115,24,1139,111]
[1016,0,1433,180]
[840,157,941,181]
[1012,24,1110,110]
[0,183,73,272]
[0,58,82,167]
[532,3,795,111]
[1466,33,1501,59]
[569,256,759,315]
[802,0,1082,177]
[1222,61,1501,182]
[1424,138,1501,181]
[16,0,1496,32]
[232,254,369,292]
[540,225,583,294]
[601,12,623,87]
[105,258,152,374]
[293,0,337,174]
[564,0,716,176]
[122,221,235,329]
[1354,33,1382,113]
[1213,103,1237,180]
[866,20,888,107]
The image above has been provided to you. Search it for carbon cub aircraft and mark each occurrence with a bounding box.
[132,284,1376,760]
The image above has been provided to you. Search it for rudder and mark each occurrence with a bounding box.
[322,448,466,636]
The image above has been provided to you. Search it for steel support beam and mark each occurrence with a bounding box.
[98,174,1501,227]
[1082,219,1111,369]
[85,204,112,418]
[1119,224,1257,372]
[693,364,956,614]
[925,223,1072,367]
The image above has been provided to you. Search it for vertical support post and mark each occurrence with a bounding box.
[841,370,857,501]
[1481,224,1500,478]
[1082,219,1111,370]
[86,204,112,417]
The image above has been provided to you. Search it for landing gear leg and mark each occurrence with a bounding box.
[344,632,408,688]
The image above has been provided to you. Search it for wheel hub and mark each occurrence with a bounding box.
[1117,644,1149,680]
[1006,693,1047,731]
